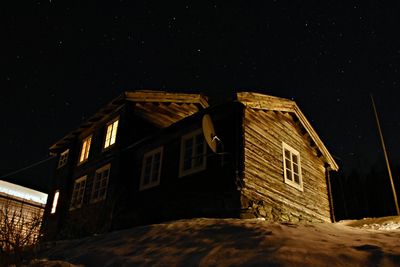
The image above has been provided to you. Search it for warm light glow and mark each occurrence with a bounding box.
[51,190,60,214]
[79,136,92,163]
[0,180,48,204]
[104,119,119,148]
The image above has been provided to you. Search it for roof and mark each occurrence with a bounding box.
[129,91,209,128]
[0,180,48,205]
[49,90,208,153]
[236,92,339,171]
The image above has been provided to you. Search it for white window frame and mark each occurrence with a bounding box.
[179,129,207,177]
[70,176,87,210]
[58,149,69,168]
[50,190,60,214]
[104,118,119,149]
[78,135,92,164]
[282,142,303,191]
[91,163,111,203]
[140,147,163,191]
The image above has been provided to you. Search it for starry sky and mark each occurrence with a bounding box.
[2,1,400,183]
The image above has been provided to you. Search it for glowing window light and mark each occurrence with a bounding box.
[51,190,60,214]
[0,180,48,205]
[104,119,119,149]
[79,136,92,163]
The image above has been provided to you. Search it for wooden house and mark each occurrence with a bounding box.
[41,91,338,240]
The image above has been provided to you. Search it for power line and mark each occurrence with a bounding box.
[0,156,56,180]
[370,94,399,215]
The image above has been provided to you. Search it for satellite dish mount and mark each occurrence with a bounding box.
[202,114,224,165]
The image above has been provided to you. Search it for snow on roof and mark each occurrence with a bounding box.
[0,180,48,205]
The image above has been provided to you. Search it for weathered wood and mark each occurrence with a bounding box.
[50,91,208,152]
[242,107,332,222]
[134,102,200,128]
[237,92,338,171]
[125,91,209,108]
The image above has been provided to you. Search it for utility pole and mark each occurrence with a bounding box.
[370,94,400,215]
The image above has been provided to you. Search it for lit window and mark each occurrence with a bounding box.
[58,149,69,168]
[179,129,206,177]
[282,142,303,191]
[51,190,60,214]
[91,164,111,202]
[79,136,92,163]
[70,176,87,210]
[104,119,119,149]
[140,147,163,190]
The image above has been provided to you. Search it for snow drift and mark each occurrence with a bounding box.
[30,217,400,266]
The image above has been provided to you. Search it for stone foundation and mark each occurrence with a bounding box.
[240,195,324,223]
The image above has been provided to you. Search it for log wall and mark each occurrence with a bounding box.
[241,108,331,222]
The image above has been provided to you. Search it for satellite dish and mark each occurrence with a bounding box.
[202,114,218,153]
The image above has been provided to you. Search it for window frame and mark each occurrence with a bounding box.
[57,149,69,169]
[140,146,163,191]
[78,135,92,164]
[179,129,207,178]
[282,142,303,191]
[69,176,87,210]
[103,118,119,150]
[91,163,111,203]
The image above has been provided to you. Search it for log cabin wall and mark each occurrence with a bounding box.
[241,107,331,222]
[48,107,126,239]
[42,91,211,240]
[112,102,242,230]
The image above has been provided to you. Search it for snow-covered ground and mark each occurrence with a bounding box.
[28,216,400,266]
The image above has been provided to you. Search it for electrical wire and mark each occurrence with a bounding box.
[0,156,56,180]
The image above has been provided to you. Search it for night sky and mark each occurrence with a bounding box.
[3,2,400,185]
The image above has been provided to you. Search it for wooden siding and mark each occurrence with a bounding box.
[0,194,45,245]
[236,92,338,171]
[242,108,331,222]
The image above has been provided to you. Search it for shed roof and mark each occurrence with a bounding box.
[236,92,339,171]
[49,90,208,153]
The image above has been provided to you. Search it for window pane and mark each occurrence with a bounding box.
[153,153,161,165]
[292,154,298,164]
[110,120,119,145]
[80,137,91,162]
[285,159,291,169]
[294,174,300,184]
[282,143,302,190]
[193,135,204,167]
[51,191,60,214]
[151,153,161,182]
[293,163,299,175]
[80,141,86,162]
[144,158,152,184]
[141,148,163,189]
[183,158,191,170]
[71,178,86,208]
[92,166,110,202]
[105,124,112,148]
[284,149,290,159]
[193,154,203,167]
[286,169,292,181]
[184,139,193,170]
